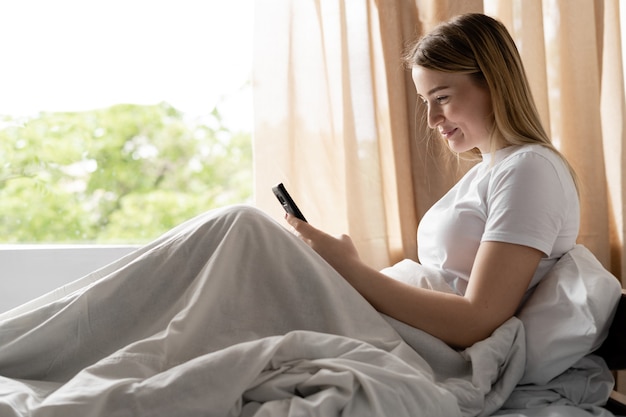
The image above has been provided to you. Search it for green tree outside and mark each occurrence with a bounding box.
[0,102,253,244]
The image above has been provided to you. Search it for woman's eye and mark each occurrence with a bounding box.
[435,96,449,104]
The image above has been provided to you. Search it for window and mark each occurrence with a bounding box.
[0,0,254,245]
[0,0,254,312]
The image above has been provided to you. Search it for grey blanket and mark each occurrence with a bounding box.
[0,206,615,416]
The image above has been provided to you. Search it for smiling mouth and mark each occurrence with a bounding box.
[439,128,458,139]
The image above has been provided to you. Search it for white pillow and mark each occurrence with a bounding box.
[517,244,621,385]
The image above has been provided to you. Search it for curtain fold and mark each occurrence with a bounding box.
[253,0,626,281]
[545,1,610,264]
[600,0,626,279]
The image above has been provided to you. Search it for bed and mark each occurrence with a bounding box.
[0,205,624,417]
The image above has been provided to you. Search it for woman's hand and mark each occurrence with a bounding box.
[284,213,361,276]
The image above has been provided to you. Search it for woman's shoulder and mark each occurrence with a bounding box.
[495,144,569,177]
[491,144,577,197]
[499,144,560,164]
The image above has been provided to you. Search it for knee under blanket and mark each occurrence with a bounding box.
[0,205,613,416]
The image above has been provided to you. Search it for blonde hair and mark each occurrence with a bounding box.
[404,13,579,190]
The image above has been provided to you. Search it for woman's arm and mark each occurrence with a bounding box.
[286,214,542,348]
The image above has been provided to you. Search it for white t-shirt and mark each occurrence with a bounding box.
[417,144,580,295]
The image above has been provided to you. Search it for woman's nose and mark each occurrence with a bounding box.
[427,106,443,129]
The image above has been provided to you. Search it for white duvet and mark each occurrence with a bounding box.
[0,205,617,416]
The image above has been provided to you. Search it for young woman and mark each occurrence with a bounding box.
[286,13,579,348]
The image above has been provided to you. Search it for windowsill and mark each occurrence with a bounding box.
[0,243,139,249]
[0,244,139,314]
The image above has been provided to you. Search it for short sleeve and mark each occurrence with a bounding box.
[482,152,568,256]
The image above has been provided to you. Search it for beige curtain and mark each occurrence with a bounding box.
[253,0,626,281]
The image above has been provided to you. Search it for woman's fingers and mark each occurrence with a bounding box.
[285,213,316,240]
[285,213,360,261]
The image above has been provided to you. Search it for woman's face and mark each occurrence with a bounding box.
[412,66,496,154]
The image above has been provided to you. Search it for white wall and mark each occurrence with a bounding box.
[1,245,137,314]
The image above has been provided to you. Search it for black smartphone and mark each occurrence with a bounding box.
[272,182,307,222]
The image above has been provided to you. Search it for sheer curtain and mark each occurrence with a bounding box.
[252,0,626,281]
